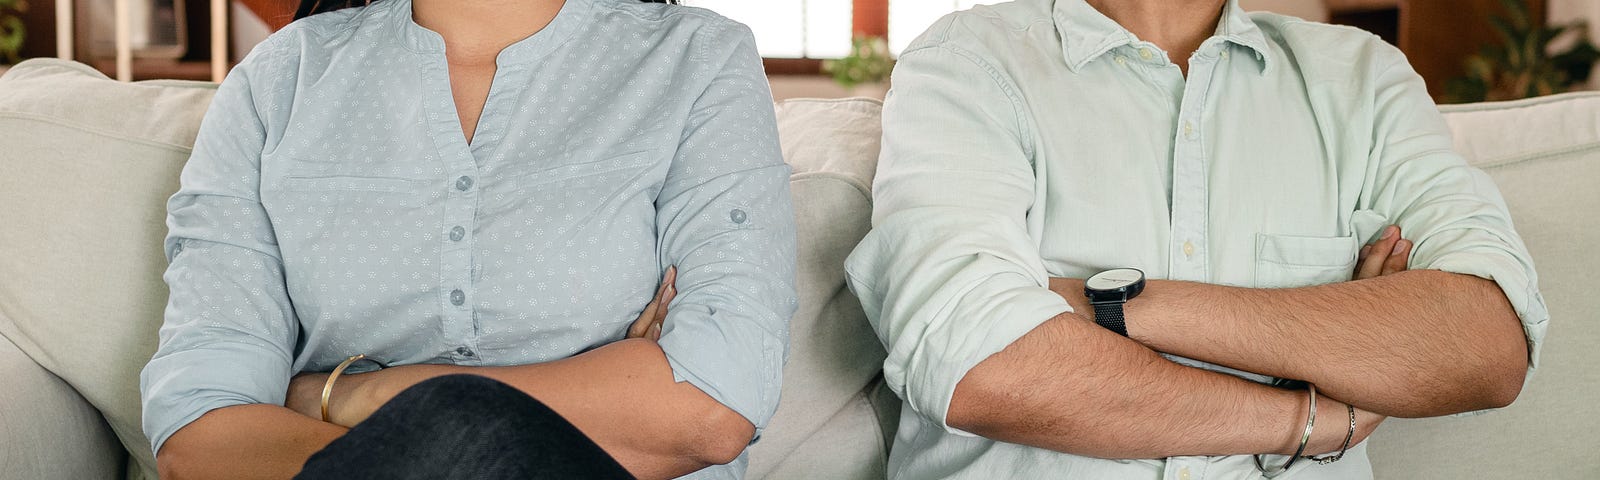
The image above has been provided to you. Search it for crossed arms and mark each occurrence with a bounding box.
[147,30,795,480]
[845,45,1545,460]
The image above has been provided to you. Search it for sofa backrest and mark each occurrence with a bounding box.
[750,98,894,479]
[2,54,1593,479]
[1368,93,1600,479]
[0,59,218,480]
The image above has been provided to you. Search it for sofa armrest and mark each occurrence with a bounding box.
[0,333,126,479]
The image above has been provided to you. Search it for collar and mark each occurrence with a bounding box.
[1054,0,1272,74]
[386,0,590,64]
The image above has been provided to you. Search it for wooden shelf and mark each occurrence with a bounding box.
[1319,0,1549,102]
[11,0,233,80]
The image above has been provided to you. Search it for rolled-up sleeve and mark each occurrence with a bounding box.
[139,44,299,455]
[843,40,1071,435]
[653,24,798,434]
[1362,47,1550,378]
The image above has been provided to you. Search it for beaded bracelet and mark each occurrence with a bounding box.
[1310,403,1357,464]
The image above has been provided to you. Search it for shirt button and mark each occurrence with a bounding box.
[1220,50,1230,60]
[1114,55,1128,66]
[730,209,748,224]
[449,289,465,306]
[1178,467,1192,480]
[449,226,466,242]
[455,176,474,191]
[1139,47,1154,60]
[1183,241,1195,258]
[455,346,475,357]
[1183,121,1196,140]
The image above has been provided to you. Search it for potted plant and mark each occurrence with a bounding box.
[823,36,894,99]
[1446,0,1600,103]
[0,0,24,66]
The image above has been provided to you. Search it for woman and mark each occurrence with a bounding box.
[139,0,798,478]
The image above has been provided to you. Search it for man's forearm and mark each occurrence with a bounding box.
[158,404,347,480]
[1119,270,1527,417]
[949,312,1362,459]
[337,339,753,480]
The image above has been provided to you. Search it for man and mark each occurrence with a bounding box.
[844,0,1548,478]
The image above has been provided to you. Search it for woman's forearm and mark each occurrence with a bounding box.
[333,338,753,480]
[157,404,347,480]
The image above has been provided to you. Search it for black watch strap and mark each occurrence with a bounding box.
[1093,302,1128,337]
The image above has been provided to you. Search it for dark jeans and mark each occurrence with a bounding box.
[295,374,634,480]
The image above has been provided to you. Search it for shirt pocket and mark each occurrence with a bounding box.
[1253,233,1359,289]
[505,150,656,190]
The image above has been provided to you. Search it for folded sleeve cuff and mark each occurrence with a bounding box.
[656,305,786,434]
[140,346,292,455]
[1425,248,1549,418]
[898,271,1072,436]
[1427,249,1549,371]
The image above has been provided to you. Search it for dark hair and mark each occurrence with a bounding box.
[297,0,677,20]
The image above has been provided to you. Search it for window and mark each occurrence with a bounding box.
[692,0,1001,60]
[692,0,853,58]
[889,1,1006,54]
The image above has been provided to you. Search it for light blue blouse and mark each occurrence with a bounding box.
[138,0,798,477]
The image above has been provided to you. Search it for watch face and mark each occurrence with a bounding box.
[1086,268,1144,291]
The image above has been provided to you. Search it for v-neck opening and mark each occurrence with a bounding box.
[398,0,588,161]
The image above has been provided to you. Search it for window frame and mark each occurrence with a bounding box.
[750,0,886,75]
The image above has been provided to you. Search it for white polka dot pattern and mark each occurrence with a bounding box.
[139,1,798,475]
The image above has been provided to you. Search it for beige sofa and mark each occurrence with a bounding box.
[0,58,1595,479]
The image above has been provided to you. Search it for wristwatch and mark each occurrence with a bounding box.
[1084,268,1146,337]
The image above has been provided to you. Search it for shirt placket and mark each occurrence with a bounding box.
[1167,44,1223,284]
[419,53,483,364]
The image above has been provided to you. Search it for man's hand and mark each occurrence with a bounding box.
[1355,225,1410,280]
[1300,394,1386,456]
[628,266,677,341]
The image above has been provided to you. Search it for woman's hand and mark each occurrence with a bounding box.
[285,369,385,427]
[628,266,677,341]
[1355,225,1410,280]
[285,372,329,421]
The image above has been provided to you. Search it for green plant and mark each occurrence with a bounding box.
[823,36,894,89]
[0,0,24,64]
[1446,0,1600,103]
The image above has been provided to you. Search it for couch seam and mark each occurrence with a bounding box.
[1439,90,1600,113]
[790,171,872,201]
[0,111,198,154]
[1470,140,1600,170]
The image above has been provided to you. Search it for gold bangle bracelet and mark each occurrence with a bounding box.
[321,354,369,423]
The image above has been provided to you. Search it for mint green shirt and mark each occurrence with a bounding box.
[844,0,1549,478]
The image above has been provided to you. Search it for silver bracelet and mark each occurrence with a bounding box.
[1254,383,1316,478]
[1309,403,1356,464]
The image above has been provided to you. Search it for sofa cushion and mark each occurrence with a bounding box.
[0,334,125,479]
[0,58,217,480]
[749,98,894,479]
[1368,92,1600,479]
